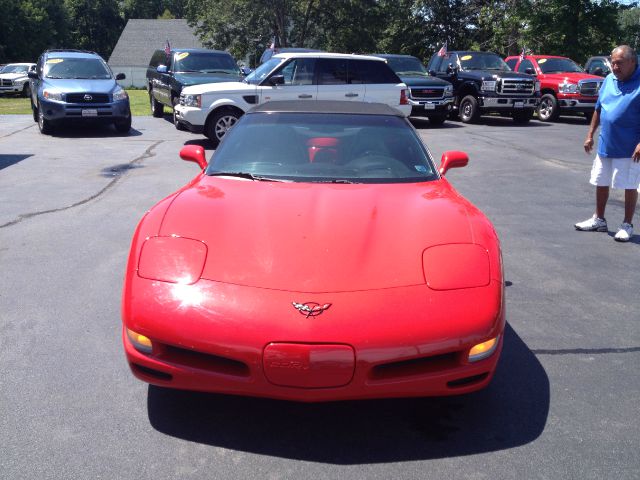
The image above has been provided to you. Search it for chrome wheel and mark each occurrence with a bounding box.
[214,114,239,140]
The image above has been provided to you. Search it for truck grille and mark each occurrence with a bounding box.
[65,93,110,104]
[410,87,444,100]
[497,79,535,95]
[578,80,602,96]
[1,79,13,86]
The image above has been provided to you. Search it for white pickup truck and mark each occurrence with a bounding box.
[175,52,411,145]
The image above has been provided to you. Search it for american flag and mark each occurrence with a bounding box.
[437,42,447,57]
[164,39,171,55]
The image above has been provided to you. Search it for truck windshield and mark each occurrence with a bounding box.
[174,52,239,75]
[538,58,583,74]
[386,57,428,76]
[459,53,510,72]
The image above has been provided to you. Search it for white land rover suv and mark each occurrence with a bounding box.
[175,52,411,145]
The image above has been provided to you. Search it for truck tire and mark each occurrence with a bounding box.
[537,94,559,122]
[149,89,164,118]
[205,108,242,146]
[22,83,31,98]
[114,110,132,133]
[512,109,532,124]
[459,95,480,123]
[584,111,594,123]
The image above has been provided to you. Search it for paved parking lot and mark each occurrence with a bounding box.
[1,114,638,479]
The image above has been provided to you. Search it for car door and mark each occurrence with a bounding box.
[315,58,365,101]
[258,57,318,103]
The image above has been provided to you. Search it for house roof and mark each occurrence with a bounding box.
[108,19,203,67]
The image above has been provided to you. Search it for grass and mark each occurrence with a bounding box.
[0,89,163,116]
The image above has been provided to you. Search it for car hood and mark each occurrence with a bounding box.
[0,73,28,81]
[42,78,118,94]
[539,72,603,83]
[158,177,478,292]
[400,75,451,87]
[461,70,532,81]
[182,81,255,95]
[173,72,242,86]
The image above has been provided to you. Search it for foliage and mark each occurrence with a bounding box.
[65,0,124,59]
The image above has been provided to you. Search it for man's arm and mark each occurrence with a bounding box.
[584,108,600,154]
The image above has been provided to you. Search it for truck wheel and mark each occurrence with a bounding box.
[205,108,242,146]
[537,94,559,122]
[22,83,31,98]
[459,95,479,123]
[512,109,532,124]
[149,90,164,118]
[172,97,185,130]
[427,114,447,126]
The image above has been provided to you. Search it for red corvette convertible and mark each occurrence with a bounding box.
[122,101,504,402]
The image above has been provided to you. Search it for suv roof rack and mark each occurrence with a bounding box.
[44,49,98,55]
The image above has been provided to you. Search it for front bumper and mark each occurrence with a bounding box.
[123,277,505,402]
[409,97,453,116]
[38,97,131,123]
[558,95,597,113]
[175,105,208,130]
[0,84,25,94]
[479,96,539,110]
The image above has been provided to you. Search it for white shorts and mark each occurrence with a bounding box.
[589,155,640,190]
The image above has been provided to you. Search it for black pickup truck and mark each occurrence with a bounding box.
[427,51,540,124]
[146,48,242,128]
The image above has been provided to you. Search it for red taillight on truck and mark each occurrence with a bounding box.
[400,89,409,105]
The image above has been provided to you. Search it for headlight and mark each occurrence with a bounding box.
[481,80,496,92]
[468,335,500,362]
[113,86,128,101]
[43,89,63,102]
[559,82,578,93]
[137,236,207,284]
[535,81,541,93]
[444,84,453,96]
[182,94,202,108]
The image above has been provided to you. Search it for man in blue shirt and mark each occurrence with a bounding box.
[576,45,640,242]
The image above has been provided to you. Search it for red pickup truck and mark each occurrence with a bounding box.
[505,54,603,122]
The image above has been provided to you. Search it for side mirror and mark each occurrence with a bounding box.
[180,145,207,169]
[241,66,252,76]
[157,65,168,74]
[116,73,126,80]
[446,63,458,75]
[593,67,604,76]
[268,74,285,86]
[439,151,469,176]
[28,71,38,79]
[525,67,535,75]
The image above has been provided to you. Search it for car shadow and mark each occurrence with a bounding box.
[47,124,142,138]
[147,322,549,463]
[475,116,551,128]
[183,138,217,151]
[410,117,464,130]
[0,154,33,171]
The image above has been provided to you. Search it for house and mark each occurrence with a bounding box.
[108,19,203,88]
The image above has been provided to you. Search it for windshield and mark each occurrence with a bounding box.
[244,58,284,84]
[44,58,111,79]
[386,57,428,76]
[2,64,30,74]
[173,52,239,74]
[459,53,510,72]
[207,112,437,183]
[537,57,583,73]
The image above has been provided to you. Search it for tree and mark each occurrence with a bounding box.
[0,0,69,63]
[65,0,123,59]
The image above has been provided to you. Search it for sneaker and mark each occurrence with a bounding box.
[614,223,633,242]
[575,216,608,232]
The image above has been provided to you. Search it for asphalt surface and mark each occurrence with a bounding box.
[1,113,638,479]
